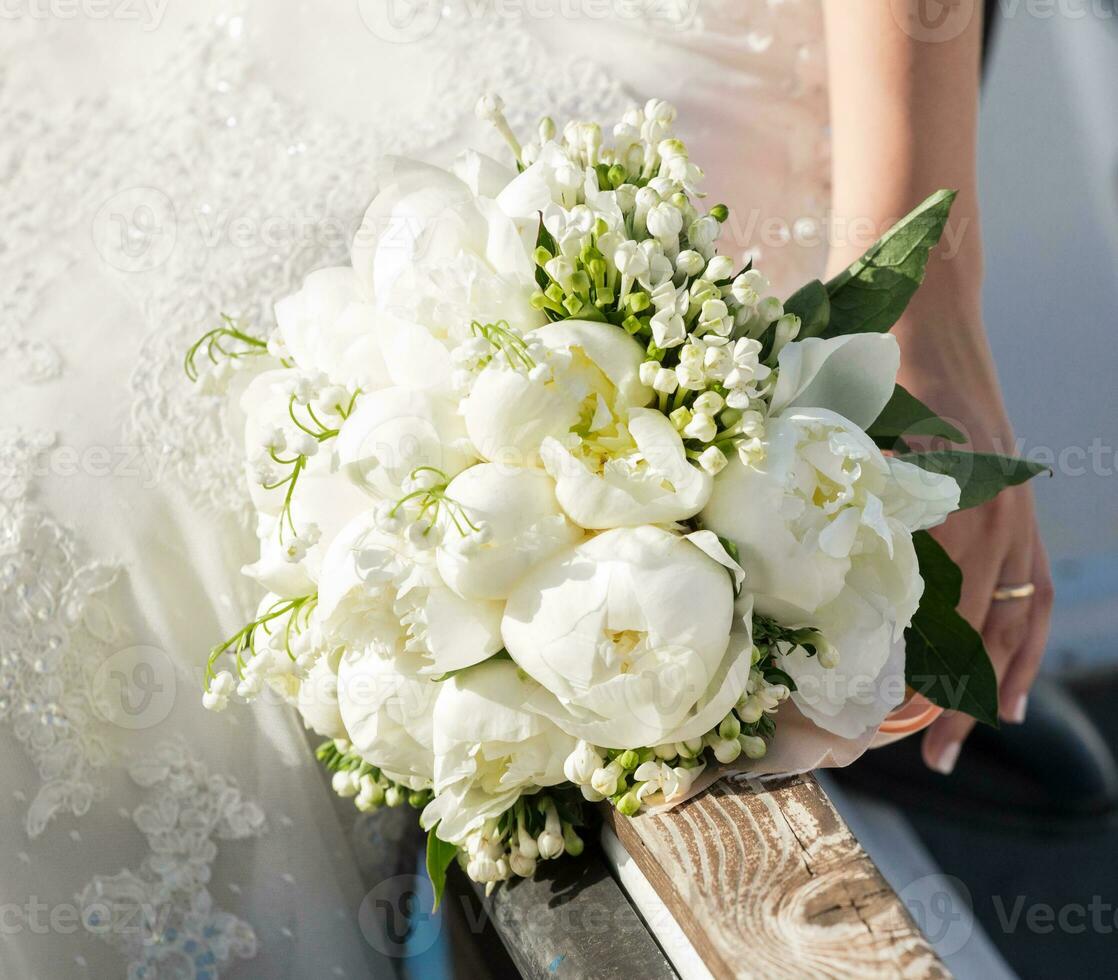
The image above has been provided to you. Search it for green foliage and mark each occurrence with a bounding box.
[822,189,957,337]
[900,451,1050,510]
[868,384,965,449]
[426,828,460,912]
[905,532,999,726]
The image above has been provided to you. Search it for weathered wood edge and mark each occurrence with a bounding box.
[602,772,951,980]
[467,847,679,980]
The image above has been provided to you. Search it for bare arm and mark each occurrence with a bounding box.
[822,0,1053,772]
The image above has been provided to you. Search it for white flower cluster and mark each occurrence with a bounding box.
[198,97,962,887]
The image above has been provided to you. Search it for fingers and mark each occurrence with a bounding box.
[998,538,1055,723]
[981,524,1034,722]
[922,710,976,775]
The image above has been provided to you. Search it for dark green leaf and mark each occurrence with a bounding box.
[535,214,556,293]
[869,384,965,448]
[783,279,830,339]
[762,666,797,693]
[824,189,956,336]
[425,828,459,912]
[905,532,999,727]
[899,451,1050,510]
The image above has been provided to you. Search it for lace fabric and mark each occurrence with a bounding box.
[0,2,828,976]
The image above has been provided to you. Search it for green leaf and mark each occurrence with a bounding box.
[905,532,999,727]
[783,279,830,339]
[869,384,965,449]
[824,189,956,337]
[425,828,459,912]
[899,450,1050,510]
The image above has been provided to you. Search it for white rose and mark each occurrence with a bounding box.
[337,647,437,785]
[540,408,712,529]
[317,511,503,677]
[702,408,959,620]
[420,659,575,844]
[336,387,476,499]
[502,526,751,748]
[435,464,583,600]
[462,319,651,467]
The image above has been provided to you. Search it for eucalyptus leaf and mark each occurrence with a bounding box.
[904,532,999,727]
[899,451,1050,510]
[869,384,965,448]
[824,189,956,336]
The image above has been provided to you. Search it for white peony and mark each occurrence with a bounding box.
[502,525,751,748]
[337,647,437,785]
[541,407,712,529]
[462,318,651,468]
[435,463,583,601]
[420,659,575,844]
[702,408,959,621]
[274,267,454,393]
[336,386,476,499]
[352,156,542,335]
[317,511,503,677]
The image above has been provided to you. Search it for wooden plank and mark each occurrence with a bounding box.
[467,847,679,980]
[603,772,949,980]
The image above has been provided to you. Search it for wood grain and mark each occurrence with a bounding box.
[603,772,949,980]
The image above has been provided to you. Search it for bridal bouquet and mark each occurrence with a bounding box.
[189,96,1044,897]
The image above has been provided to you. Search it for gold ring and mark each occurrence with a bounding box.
[992,583,1036,601]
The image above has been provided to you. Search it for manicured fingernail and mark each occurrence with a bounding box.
[930,741,961,775]
[1006,693,1028,724]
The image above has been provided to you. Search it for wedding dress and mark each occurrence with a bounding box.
[0,2,829,976]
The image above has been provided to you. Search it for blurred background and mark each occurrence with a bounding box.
[829,7,1118,979]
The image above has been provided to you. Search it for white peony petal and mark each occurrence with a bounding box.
[884,457,962,531]
[336,387,475,498]
[297,649,348,741]
[337,648,436,782]
[435,464,583,600]
[351,157,473,303]
[450,150,517,198]
[770,334,900,429]
[684,530,746,592]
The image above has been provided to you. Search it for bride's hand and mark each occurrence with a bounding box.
[893,303,1055,775]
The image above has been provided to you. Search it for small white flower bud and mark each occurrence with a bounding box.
[652,367,679,394]
[683,413,717,443]
[704,255,734,282]
[537,831,565,861]
[474,93,505,122]
[740,735,768,760]
[639,360,660,387]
